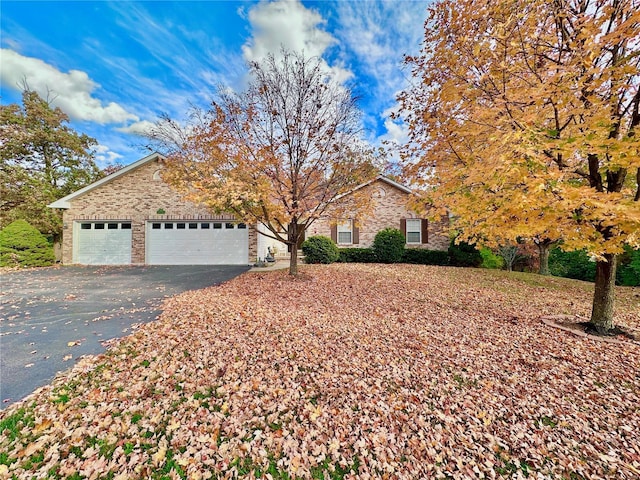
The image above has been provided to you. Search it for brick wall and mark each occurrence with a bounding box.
[61,158,257,264]
[306,179,450,251]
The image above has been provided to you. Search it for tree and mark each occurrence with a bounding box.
[399,0,640,333]
[152,51,378,275]
[0,89,101,238]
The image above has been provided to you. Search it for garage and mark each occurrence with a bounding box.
[74,221,132,264]
[146,221,249,265]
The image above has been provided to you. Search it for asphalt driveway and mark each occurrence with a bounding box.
[0,265,249,409]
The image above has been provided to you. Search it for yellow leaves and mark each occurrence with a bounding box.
[307,404,323,422]
[152,441,168,468]
[401,0,640,258]
[476,410,492,426]
[17,441,40,458]
[33,419,52,434]
[166,418,181,434]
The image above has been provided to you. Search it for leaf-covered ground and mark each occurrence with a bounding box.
[1,264,639,479]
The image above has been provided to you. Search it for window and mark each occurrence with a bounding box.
[406,219,421,244]
[81,223,92,230]
[95,223,105,230]
[108,223,118,230]
[152,223,161,230]
[237,223,247,229]
[201,223,210,229]
[177,223,186,229]
[337,220,352,245]
[122,223,132,229]
[225,223,234,229]
[164,223,173,229]
[213,223,222,229]
[188,223,198,229]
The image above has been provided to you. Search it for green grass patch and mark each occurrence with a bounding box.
[0,406,35,442]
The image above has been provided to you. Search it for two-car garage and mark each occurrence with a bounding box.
[50,154,254,266]
[73,220,249,265]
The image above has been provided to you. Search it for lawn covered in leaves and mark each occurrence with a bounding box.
[1,264,639,479]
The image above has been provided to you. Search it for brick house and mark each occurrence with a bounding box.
[308,176,449,251]
[254,176,450,260]
[49,153,448,265]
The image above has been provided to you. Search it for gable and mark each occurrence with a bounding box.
[48,152,166,209]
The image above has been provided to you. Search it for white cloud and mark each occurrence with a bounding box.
[242,0,352,82]
[0,49,139,124]
[94,144,123,166]
[332,1,427,145]
[242,0,334,62]
[116,120,155,136]
[379,104,409,145]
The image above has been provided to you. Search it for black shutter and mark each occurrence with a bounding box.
[421,219,428,244]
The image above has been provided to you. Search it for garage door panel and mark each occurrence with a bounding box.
[75,222,132,265]
[146,222,248,265]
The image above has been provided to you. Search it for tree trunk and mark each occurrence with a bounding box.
[590,254,617,334]
[288,221,299,276]
[538,242,551,275]
[289,246,299,276]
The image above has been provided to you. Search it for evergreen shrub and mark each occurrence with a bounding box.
[549,249,596,282]
[373,228,406,263]
[401,248,449,266]
[337,248,377,263]
[0,220,55,267]
[448,239,483,267]
[302,236,340,264]
[617,246,640,286]
[479,247,504,269]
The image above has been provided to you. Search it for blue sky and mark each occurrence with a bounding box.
[1,1,429,167]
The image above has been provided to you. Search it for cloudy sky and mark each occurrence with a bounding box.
[1,1,429,167]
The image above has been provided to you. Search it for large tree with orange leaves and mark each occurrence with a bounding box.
[152,51,377,275]
[399,0,640,333]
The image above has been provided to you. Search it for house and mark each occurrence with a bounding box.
[48,153,448,265]
[305,176,449,252]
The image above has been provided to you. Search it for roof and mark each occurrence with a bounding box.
[48,152,165,209]
[48,156,410,210]
[333,175,412,202]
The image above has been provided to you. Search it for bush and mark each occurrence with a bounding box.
[549,248,596,282]
[401,248,449,266]
[302,236,340,264]
[480,247,504,269]
[0,220,55,267]
[337,248,377,263]
[617,246,640,287]
[448,239,482,267]
[373,228,406,263]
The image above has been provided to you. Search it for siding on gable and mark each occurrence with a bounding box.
[60,158,257,264]
[307,179,449,251]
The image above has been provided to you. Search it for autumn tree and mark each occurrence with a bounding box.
[1,89,101,238]
[152,51,377,275]
[399,0,640,333]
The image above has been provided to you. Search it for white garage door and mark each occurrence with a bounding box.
[146,221,249,265]
[74,221,132,264]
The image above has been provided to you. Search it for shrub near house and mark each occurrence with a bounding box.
[302,236,340,264]
[0,220,55,267]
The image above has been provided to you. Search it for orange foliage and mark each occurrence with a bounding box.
[399,0,640,254]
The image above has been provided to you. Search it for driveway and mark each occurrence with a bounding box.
[0,265,249,409]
